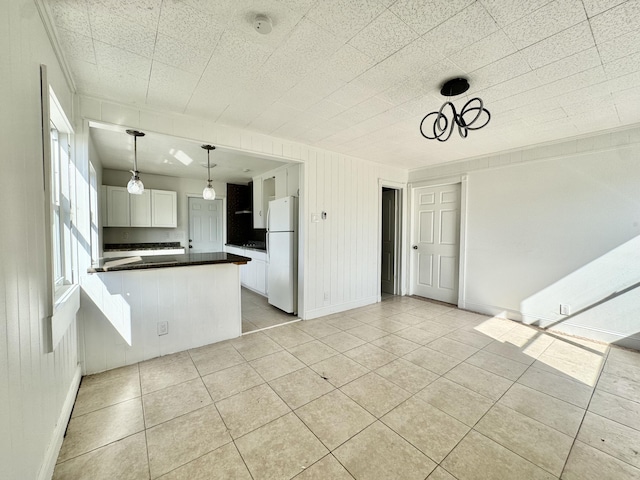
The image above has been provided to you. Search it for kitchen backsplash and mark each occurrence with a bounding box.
[226,183,267,246]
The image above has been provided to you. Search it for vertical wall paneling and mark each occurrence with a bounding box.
[336,156,346,305]
[306,152,317,312]
[323,153,332,306]
[330,155,339,305]
[1,2,82,479]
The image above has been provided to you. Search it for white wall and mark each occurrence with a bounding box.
[0,1,80,479]
[303,152,407,318]
[101,169,226,247]
[410,127,640,349]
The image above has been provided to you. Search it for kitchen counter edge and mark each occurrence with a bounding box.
[88,252,251,273]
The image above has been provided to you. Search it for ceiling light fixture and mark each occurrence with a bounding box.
[126,129,145,194]
[201,144,216,200]
[419,78,491,142]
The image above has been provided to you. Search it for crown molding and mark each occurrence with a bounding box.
[34,0,77,94]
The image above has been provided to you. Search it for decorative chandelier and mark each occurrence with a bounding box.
[419,78,491,142]
[201,144,216,200]
[126,129,145,194]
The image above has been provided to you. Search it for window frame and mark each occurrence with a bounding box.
[41,65,81,353]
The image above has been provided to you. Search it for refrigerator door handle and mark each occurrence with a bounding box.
[266,207,270,232]
[266,207,270,263]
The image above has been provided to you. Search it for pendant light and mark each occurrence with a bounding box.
[201,144,216,200]
[419,78,491,142]
[126,129,145,194]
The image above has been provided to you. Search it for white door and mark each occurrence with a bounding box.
[189,197,223,253]
[381,189,396,294]
[411,184,460,304]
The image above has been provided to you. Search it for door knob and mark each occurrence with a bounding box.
[189,239,192,242]
[189,245,193,248]
[412,245,418,249]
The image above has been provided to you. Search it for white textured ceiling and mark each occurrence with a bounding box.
[89,124,288,183]
[48,0,640,170]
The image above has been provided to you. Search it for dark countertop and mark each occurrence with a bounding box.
[89,252,251,273]
[225,242,267,252]
[104,242,182,251]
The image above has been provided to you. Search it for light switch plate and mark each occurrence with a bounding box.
[157,321,169,336]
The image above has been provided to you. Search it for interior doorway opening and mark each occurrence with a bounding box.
[381,186,402,297]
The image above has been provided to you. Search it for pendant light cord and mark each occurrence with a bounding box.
[133,135,138,173]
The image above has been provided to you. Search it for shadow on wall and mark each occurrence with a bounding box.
[520,235,640,350]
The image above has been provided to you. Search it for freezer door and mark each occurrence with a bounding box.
[268,196,296,232]
[268,232,295,313]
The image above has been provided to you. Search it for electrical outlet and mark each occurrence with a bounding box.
[559,304,571,316]
[157,321,168,336]
[122,231,129,240]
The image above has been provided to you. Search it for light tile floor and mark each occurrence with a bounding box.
[55,296,640,479]
[242,287,299,333]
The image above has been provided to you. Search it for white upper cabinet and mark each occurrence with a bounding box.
[275,168,287,199]
[151,189,177,228]
[103,186,177,228]
[106,186,130,227]
[253,164,301,227]
[130,190,151,227]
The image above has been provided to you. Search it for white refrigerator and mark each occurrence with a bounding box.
[267,196,297,314]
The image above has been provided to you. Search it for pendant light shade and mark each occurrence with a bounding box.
[126,130,145,194]
[201,144,216,200]
[127,174,144,195]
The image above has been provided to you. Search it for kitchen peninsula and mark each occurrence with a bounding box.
[82,252,250,374]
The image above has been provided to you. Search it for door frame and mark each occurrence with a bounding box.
[186,193,227,253]
[408,175,469,308]
[377,179,407,301]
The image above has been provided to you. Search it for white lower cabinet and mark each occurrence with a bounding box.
[255,260,266,294]
[226,246,268,296]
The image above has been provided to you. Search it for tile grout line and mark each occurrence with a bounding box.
[434,340,571,479]
[557,345,640,476]
[64,299,631,479]
[557,344,609,478]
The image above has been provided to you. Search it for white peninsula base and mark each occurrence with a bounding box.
[80,262,242,375]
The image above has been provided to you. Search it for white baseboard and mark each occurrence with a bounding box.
[462,301,640,350]
[38,364,82,480]
[304,296,378,320]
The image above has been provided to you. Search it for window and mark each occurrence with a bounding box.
[41,66,80,353]
[50,122,73,286]
[47,85,76,294]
